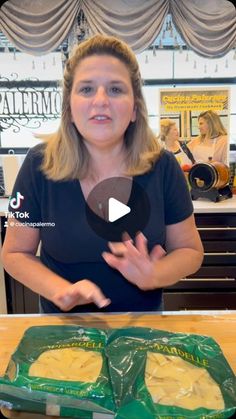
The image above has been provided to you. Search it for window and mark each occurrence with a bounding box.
[0,50,63,148]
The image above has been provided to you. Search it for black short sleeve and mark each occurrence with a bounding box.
[8,144,43,224]
[162,151,193,225]
[6,146,194,313]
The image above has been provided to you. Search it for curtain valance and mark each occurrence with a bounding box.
[0,0,235,57]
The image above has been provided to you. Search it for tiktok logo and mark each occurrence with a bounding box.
[9,192,24,209]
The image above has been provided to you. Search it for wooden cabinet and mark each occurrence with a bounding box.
[164,211,236,310]
[5,272,39,314]
[1,217,40,314]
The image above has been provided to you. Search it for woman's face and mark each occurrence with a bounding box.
[167,124,179,142]
[198,117,209,135]
[70,54,136,149]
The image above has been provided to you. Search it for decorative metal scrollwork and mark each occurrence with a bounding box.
[0,76,62,132]
[0,116,42,133]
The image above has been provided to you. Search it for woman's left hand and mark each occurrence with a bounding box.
[102,232,166,290]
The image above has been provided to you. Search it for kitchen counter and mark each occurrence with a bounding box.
[0,311,236,375]
[0,195,235,241]
[0,198,8,216]
[0,311,235,418]
[0,196,236,215]
[193,195,236,213]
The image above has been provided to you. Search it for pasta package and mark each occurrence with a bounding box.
[106,327,236,419]
[145,352,224,410]
[0,325,115,418]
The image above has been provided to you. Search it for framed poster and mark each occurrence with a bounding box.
[159,87,230,165]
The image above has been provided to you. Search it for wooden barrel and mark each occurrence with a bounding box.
[188,161,230,191]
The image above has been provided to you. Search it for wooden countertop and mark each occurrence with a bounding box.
[0,311,236,376]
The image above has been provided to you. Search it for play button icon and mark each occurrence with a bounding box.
[85,177,150,241]
[108,198,131,222]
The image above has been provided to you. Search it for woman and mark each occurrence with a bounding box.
[1,34,203,313]
[189,110,228,164]
[159,119,195,168]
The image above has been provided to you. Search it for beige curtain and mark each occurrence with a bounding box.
[0,0,81,55]
[0,0,235,57]
[171,0,236,58]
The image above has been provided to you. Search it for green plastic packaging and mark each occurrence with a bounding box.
[1,325,236,418]
[105,327,236,419]
[0,325,115,418]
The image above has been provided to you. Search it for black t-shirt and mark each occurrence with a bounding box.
[9,144,193,313]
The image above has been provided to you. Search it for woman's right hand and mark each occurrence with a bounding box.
[52,279,111,311]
